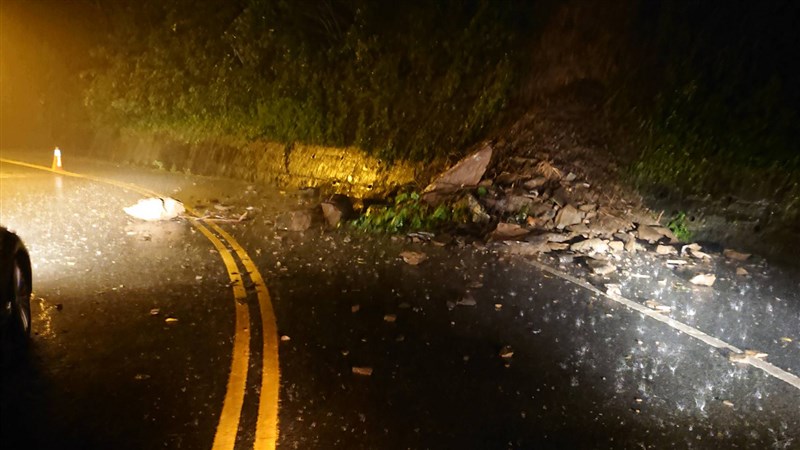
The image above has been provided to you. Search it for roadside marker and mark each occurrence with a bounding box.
[51,147,64,171]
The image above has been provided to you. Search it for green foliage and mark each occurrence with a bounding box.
[350,191,464,233]
[667,211,692,242]
[84,0,532,161]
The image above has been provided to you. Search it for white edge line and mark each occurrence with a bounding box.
[526,258,800,391]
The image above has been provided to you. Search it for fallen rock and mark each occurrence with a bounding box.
[605,284,621,297]
[422,144,493,205]
[689,273,716,286]
[608,241,624,253]
[736,267,749,277]
[656,245,677,255]
[587,259,616,276]
[500,241,552,255]
[555,204,583,229]
[383,314,397,323]
[723,249,751,261]
[636,225,667,243]
[570,238,609,254]
[352,367,374,376]
[320,194,355,228]
[682,243,711,259]
[526,232,574,244]
[566,223,591,235]
[499,345,514,359]
[523,176,548,190]
[490,222,530,241]
[588,212,632,237]
[276,210,313,231]
[551,187,571,207]
[400,251,427,265]
[456,294,477,307]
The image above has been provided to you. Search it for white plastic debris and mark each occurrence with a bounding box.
[124,197,185,221]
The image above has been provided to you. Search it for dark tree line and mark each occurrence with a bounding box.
[84,0,533,161]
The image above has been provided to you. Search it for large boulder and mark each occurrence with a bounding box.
[422,144,493,206]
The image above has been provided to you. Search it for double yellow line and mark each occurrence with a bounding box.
[0,158,280,449]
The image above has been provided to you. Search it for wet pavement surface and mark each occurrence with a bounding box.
[1,152,799,449]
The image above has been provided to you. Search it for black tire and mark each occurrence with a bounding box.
[10,256,32,341]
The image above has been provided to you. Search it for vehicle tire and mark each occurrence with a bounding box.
[9,255,32,343]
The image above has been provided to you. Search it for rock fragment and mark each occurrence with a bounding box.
[570,238,608,254]
[275,210,313,231]
[554,204,583,229]
[689,273,716,286]
[656,245,677,255]
[490,223,529,241]
[352,367,374,376]
[456,294,477,307]
[587,259,616,275]
[320,194,354,228]
[400,251,427,265]
[422,144,493,205]
[723,249,751,261]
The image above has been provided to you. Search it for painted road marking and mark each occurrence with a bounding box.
[0,157,281,448]
[210,224,280,448]
[193,221,252,450]
[526,259,800,391]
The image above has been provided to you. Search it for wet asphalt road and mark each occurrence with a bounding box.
[1,152,799,449]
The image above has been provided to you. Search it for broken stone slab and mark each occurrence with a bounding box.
[320,194,355,228]
[525,232,574,244]
[551,186,571,207]
[523,176,548,190]
[636,225,667,243]
[613,232,638,253]
[400,251,427,265]
[735,267,749,276]
[275,210,313,231]
[554,204,583,229]
[422,143,493,205]
[587,259,616,275]
[497,195,538,214]
[608,241,624,253]
[723,249,751,261]
[656,245,677,255]
[681,243,711,259]
[626,210,662,227]
[490,222,530,241]
[589,212,633,237]
[605,283,622,297]
[456,294,477,307]
[689,273,716,286]
[570,238,609,254]
[352,367,374,376]
[566,223,591,235]
[499,241,552,256]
